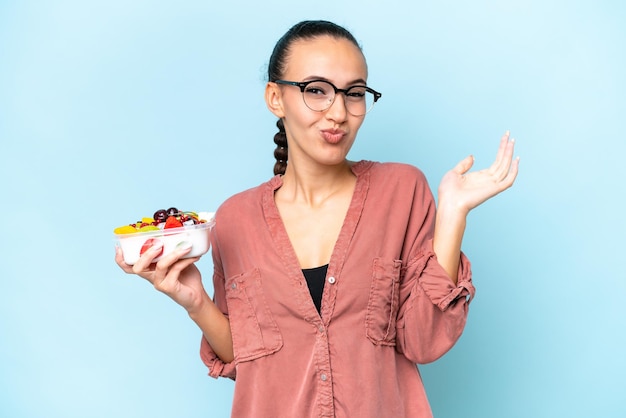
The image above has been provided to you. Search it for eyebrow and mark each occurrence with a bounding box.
[302,75,368,86]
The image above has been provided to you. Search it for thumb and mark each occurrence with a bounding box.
[453,155,474,175]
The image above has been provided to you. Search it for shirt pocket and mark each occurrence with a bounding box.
[224,268,283,363]
[365,258,402,346]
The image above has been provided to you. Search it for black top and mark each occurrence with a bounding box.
[302,264,328,314]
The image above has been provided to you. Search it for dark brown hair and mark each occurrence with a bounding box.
[267,20,362,175]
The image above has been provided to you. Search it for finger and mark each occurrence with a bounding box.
[492,140,513,179]
[153,241,193,269]
[492,153,520,195]
[491,133,516,180]
[152,243,195,291]
[115,246,135,274]
[452,155,474,175]
[488,131,509,174]
[155,257,200,295]
[152,242,193,281]
[501,155,520,189]
[131,240,164,281]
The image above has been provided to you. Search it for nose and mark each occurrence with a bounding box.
[324,92,348,122]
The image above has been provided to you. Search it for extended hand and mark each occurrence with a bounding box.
[438,131,519,214]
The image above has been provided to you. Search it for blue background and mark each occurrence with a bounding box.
[1,1,624,417]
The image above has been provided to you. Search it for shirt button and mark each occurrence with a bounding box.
[327,276,336,284]
[318,325,324,333]
[320,373,328,381]
[231,283,237,289]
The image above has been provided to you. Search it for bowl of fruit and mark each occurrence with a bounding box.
[114,207,215,265]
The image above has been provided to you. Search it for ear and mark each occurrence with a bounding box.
[265,82,285,118]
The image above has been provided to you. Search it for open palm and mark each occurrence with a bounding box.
[438,132,519,213]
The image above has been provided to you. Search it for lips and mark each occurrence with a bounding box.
[320,129,346,144]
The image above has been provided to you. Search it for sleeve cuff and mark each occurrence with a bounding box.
[200,336,236,380]
[407,241,475,312]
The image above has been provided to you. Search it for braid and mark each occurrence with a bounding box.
[273,118,288,175]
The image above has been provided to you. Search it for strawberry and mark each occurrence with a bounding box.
[164,215,183,229]
[140,238,163,257]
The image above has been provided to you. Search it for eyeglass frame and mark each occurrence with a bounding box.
[273,79,382,116]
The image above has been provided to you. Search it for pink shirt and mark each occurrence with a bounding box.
[201,161,475,418]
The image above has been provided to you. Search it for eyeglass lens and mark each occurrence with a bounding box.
[302,81,375,116]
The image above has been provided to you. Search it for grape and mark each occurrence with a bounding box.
[153,209,168,223]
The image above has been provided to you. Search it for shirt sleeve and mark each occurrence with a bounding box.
[393,166,476,364]
[200,334,236,379]
[395,240,474,364]
[198,222,237,380]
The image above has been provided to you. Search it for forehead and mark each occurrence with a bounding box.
[283,35,368,83]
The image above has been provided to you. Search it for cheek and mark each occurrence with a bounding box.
[349,116,366,133]
[284,105,321,130]
[281,91,309,116]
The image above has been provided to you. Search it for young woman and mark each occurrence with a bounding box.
[116,20,519,418]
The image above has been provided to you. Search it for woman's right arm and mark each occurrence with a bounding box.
[187,290,234,363]
[115,242,234,363]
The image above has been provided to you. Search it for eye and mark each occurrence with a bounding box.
[304,83,330,96]
[346,87,367,99]
[305,87,326,95]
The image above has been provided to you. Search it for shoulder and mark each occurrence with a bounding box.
[376,161,426,179]
[356,160,429,188]
[214,177,276,222]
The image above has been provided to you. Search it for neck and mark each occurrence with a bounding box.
[278,160,355,208]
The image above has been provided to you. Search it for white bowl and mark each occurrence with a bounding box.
[115,219,214,265]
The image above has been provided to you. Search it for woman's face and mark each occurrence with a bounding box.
[267,35,369,170]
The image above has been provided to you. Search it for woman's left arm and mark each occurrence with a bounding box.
[434,131,519,283]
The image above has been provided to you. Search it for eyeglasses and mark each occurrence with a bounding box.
[274,79,382,116]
